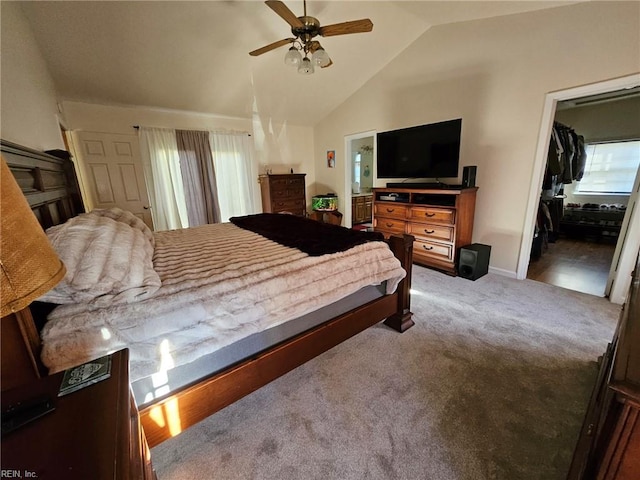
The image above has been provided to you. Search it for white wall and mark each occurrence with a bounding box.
[62,101,315,212]
[0,2,64,150]
[313,2,640,275]
[0,1,315,213]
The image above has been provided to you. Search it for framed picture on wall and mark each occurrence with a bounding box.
[327,150,335,168]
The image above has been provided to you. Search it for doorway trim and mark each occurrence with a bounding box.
[344,130,376,228]
[517,73,640,291]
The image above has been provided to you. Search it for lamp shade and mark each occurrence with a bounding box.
[1,156,65,317]
[284,47,302,67]
[298,56,314,75]
[311,47,330,67]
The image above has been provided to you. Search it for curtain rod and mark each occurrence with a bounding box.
[132,125,251,136]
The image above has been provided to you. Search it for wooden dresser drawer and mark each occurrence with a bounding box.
[271,198,305,214]
[375,203,408,219]
[409,206,455,225]
[374,217,406,235]
[413,239,453,262]
[271,186,305,199]
[269,177,304,188]
[372,187,477,275]
[408,223,454,242]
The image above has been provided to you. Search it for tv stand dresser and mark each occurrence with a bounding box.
[372,186,477,274]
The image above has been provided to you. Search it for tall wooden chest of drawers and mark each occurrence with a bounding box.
[259,174,306,216]
[372,187,477,274]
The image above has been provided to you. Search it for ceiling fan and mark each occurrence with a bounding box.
[249,0,373,74]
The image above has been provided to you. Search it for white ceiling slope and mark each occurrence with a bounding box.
[19,1,575,127]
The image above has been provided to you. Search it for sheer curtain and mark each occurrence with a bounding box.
[176,130,221,226]
[209,131,257,222]
[139,127,189,231]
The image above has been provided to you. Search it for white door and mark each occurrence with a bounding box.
[71,131,154,229]
[606,164,640,303]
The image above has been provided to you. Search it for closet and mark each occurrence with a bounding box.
[531,122,586,260]
[528,92,639,297]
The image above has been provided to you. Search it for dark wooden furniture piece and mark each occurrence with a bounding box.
[372,187,477,274]
[1,308,46,392]
[1,140,83,229]
[258,173,306,216]
[309,209,343,225]
[2,140,414,448]
[567,251,640,479]
[352,194,373,224]
[1,349,156,480]
[1,140,84,392]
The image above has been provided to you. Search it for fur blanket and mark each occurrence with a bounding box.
[38,210,160,306]
[41,222,406,381]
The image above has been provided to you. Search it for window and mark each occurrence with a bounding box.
[575,140,640,194]
[353,152,361,182]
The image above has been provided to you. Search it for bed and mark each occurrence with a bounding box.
[0,139,414,447]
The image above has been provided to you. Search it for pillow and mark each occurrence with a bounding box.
[90,207,155,247]
[38,212,161,307]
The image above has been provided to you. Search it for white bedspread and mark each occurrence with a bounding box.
[41,223,406,381]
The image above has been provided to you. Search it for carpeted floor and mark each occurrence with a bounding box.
[151,265,620,480]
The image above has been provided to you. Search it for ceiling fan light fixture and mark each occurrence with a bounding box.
[250,1,374,74]
[284,46,302,66]
[311,47,330,67]
[298,56,314,75]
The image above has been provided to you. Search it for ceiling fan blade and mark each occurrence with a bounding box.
[265,0,304,29]
[319,19,373,37]
[249,38,295,56]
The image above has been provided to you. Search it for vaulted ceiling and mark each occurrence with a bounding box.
[18,1,575,126]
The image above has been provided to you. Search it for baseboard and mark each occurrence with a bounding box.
[488,266,517,279]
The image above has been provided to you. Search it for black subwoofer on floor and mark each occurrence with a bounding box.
[458,243,491,280]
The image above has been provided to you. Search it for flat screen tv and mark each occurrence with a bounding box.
[376,118,462,179]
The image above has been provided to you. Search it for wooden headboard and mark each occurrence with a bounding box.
[1,139,84,229]
[1,140,85,391]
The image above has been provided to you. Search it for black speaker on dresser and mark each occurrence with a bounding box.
[462,166,477,188]
[458,243,491,280]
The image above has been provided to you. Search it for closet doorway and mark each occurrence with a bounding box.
[520,74,640,302]
[344,131,376,228]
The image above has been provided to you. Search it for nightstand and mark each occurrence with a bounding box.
[1,349,156,479]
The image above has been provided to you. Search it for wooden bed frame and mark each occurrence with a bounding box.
[1,139,414,447]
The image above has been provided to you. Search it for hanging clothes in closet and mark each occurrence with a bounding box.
[542,122,587,199]
[532,122,587,259]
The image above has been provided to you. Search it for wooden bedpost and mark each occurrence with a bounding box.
[384,234,414,332]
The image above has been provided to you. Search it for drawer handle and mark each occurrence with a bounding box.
[386,222,394,228]
[425,212,436,217]
[386,208,395,213]
[424,229,435,234]
[422,245,434,250]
